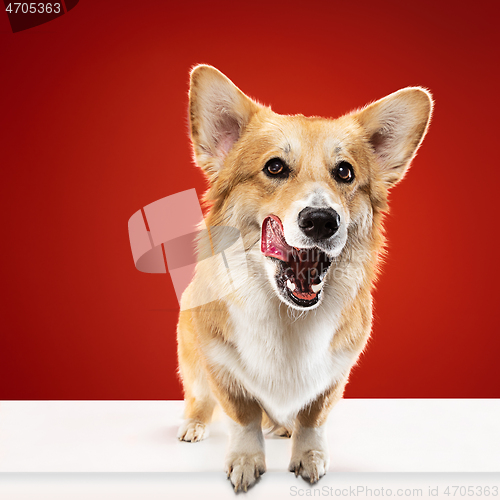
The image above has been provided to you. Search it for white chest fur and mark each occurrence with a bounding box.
[198,241,366,425]
[205,291,358,426]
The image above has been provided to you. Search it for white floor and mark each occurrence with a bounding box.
[0,400,499,498]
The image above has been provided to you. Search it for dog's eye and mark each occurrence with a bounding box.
[333,161,355,183]
[264,158,289,178]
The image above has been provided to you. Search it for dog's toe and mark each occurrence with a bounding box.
[177,419,208,442]
[273,426,292,438]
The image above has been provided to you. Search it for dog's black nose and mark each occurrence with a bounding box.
[298,207,340,240]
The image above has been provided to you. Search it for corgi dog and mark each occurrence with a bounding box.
[177,65,433,491]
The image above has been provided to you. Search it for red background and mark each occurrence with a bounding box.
[1,0,499,399]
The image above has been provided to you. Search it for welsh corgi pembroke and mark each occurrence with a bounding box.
[177,65,433,491]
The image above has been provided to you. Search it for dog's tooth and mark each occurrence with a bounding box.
[311,282,323,293]
[286,279,296,291]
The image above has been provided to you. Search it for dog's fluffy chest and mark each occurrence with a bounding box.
[207,300,355,425]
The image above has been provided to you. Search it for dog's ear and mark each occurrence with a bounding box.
[189,65,261,181]
[354,87,433,187]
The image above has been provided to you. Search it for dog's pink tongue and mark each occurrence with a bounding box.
[261,215,293,261]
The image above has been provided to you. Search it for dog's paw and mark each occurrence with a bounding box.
[177,419,209,442]
[289,450,328,484]
[273,426,292,438]
[225,453,266,492]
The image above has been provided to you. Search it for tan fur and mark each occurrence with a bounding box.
[176,65,433,490]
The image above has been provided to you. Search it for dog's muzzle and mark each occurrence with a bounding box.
[261,215,333,308]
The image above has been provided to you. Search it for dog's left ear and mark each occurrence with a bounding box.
[354,87,433,186]
[189,65,261,182]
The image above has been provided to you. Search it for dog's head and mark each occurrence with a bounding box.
[188,65,433,310]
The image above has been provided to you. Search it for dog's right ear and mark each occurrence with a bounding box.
[189,65,261,181]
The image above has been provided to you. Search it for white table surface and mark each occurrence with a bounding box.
[0,400,499,499]
[0,399,498,473]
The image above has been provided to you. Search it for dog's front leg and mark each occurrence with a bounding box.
[289,422,329,483]
[289,380,346,483]
[224,402,265,492]
[225,417,266,492]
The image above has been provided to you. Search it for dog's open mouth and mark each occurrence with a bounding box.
[261,215,332,307]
